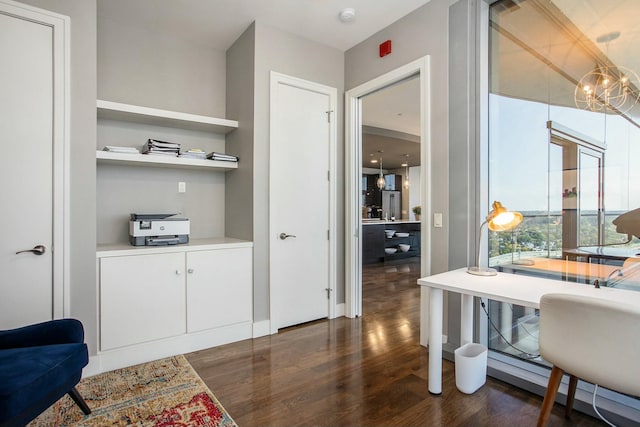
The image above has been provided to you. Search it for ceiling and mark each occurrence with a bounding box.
[362,76,421,170]
[97,0,433,52]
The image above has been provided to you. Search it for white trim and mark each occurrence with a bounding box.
[85,321,253,377]
[0,0,70,321]
[345,57,432,318]
[252,319,271,338]
[268,71,338,333]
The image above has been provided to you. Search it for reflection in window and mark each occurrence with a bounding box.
[487,0,640,364]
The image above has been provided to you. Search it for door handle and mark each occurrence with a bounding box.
[279,233,296,240]
[16,244,46,256]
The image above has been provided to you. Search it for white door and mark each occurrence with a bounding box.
[0,2,67,329]
[270,73,336,332]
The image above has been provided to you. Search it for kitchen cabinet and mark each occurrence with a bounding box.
[362,224,386,264]
[362,222,421,264]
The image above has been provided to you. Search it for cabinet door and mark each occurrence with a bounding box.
[100,252,186,350]
[187,247,252,333]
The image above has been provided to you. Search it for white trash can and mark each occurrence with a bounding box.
[454,343,487,394]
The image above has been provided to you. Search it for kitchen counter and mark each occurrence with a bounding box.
[361,219,420,225]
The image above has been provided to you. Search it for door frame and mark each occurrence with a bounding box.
[268,71,338,333]
[345,56,431,318]
[1,0,70,319]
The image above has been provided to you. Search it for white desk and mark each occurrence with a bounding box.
[417,267,640,395]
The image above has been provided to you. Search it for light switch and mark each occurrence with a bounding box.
[178,182,186,193]
[434,213,443,228]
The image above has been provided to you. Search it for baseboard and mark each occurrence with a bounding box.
[84,321,253,377]
[252,319,271,338]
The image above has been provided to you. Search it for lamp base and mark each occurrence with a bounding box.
[466,266,497,276]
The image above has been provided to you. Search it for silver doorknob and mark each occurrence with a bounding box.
[279,233,297,240]
[16,245,46,256]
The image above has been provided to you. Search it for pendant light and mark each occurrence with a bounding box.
[376,151,386,189]
[403,154,410,189]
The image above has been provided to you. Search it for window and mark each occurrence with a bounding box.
[488,0,640,362]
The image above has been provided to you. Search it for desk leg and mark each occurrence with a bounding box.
[461,294,473,345]
[428,287,443,395]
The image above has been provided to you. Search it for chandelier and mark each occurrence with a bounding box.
[574,32,640,114]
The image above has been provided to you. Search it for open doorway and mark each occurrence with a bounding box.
[360,76,422,312]
[345,57,431,318]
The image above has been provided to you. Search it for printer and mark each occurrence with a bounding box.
[129,213,190,246]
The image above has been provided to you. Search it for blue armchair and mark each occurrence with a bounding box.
[0,319,91,427]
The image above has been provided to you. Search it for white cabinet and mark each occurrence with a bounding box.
[100,252,186,351]
[187,247,252,332]
[97,239,253,364]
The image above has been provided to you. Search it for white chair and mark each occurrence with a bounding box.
[537,293,640,427]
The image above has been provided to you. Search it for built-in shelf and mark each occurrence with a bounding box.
[96,150,238,171]
[97,100,238,134]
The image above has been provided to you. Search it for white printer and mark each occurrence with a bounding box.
[129,213,190,246]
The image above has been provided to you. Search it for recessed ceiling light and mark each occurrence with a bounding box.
[339,8,356,23]
[370,159,378,164]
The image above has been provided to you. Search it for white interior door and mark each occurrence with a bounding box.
[0,2,66,329]
[270,73,336,332]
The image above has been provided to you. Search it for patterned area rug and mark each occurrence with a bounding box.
[29,355,237,427]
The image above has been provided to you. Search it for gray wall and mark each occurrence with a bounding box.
[251,22,346,321]
[346,0,457,277]
[96,4,230,245]
[97,9,226,118]
[15,0,98,353]
[225,23,255,243]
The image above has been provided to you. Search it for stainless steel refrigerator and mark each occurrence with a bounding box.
[381,190,401,220]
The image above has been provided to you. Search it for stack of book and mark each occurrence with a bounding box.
[179,148,207,160]
[207,152,239,163]
[142,139,180,156]
[103,146,140,154]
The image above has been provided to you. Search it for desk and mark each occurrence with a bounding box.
[417,267,640,395]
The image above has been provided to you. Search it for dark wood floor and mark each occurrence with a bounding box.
[186,258,602,426]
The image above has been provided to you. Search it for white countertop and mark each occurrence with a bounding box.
[361,219,420,225]
[97,237,253,257]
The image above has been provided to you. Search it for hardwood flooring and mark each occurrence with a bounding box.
[186,258,602,426]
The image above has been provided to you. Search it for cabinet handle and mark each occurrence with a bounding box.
[175,270,182,275]
[187,268,194,274]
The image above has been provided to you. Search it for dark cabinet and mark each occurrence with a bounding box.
[362,224,385,264]
[362,222,421,264]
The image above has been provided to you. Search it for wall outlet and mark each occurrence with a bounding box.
[178,182,186,193]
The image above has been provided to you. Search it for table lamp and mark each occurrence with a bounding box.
[467,201,523,276]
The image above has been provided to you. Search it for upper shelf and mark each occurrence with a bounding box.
[96,150,238,171]
[97,100,238,134]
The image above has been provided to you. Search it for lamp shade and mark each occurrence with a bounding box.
[486,201,523,232]
[468,201,522,276]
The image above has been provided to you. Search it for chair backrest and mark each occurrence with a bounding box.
[539,293,640,397]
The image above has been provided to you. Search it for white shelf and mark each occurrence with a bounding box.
[96,150,238,171]
[97,100,238,134]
